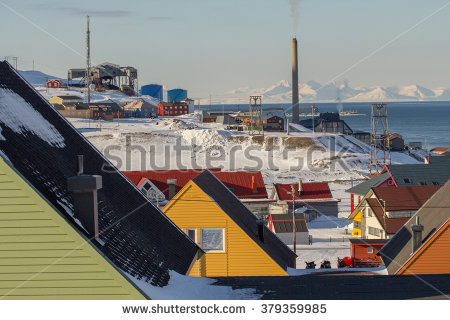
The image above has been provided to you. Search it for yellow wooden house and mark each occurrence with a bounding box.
[350,211,362,236]
[0,157,146,299]
[163,170,296,277]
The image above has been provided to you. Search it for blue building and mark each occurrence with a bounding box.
[167,89,188,102]
[141,84,163,101]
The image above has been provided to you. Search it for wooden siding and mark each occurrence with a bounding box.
[0,159,145,300]
[351,211,361,236]
[397,219,450,275]
[163,182,288,277]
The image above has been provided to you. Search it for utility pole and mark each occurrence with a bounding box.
[311,104,315,137]
[290,184,297,253]
[86,15,91,104]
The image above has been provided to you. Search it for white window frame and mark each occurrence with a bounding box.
[200,228,225,253]
[186,228,197,244]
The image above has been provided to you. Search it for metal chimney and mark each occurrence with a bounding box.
[298,178,303,196]
[67,155,102,239]
[167,179,177,200]
[292,38,299,124]
[411,216,424,253]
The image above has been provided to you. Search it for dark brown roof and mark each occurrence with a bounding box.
[372,185,440,211]
[366,198,410,234]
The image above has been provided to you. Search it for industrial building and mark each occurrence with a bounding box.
[157,101,190,116]
[123,100,158,118]
[299,112,353,135]
[167,88,188,102]
[141,84,163,101]
[68,62,138,96]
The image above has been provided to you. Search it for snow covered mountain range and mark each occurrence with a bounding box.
[18,69,450,103]
[222,80,450,104]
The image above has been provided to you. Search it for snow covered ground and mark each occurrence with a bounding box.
[63,113,421,269]
[35,85,160,106]
[35,87,421,271]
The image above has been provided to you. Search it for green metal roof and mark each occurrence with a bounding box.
[385,157,450,187]
[345,172,390,196]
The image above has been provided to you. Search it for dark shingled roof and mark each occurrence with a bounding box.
[0,61,199,289]
[192,170,297,271]
[270,213,308,233]
[378,181,450,275]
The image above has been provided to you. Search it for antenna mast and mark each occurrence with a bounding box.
[369,103,391,174]
[86,15,91,104]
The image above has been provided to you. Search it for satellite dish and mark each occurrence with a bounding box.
[89,84,95,90]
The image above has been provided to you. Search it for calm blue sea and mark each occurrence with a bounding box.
[204,101,450,149]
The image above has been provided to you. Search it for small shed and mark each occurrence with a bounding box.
[216,114,236,125]
[46,79,66,89]
[268,213,309,245]
[388,133,405,151]
[349,239,387,268]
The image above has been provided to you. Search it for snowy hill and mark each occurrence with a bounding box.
[18,70,62,86]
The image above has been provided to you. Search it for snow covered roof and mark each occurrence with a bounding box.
[0,61,199,290]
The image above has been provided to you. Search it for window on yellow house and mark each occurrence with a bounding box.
[186,229,197,243]
[201,228,225,252]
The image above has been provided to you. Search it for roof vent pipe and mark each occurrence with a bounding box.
[167,179,177,200]
[411,216,424,253]
[68,155,102,239]
[77,154,84,176]
[298,179,303,196]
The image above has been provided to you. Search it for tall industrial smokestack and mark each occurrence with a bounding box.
[292,38,299,124]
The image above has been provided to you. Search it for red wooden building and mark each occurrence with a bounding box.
[263,115,284,132]
[46,79,65,88]
[349,239,388,268]
[157,102,189,116]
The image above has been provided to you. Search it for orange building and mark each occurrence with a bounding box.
[379,181,450,275]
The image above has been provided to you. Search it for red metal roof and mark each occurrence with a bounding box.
[122,169,268,199]
[274,182,333,202]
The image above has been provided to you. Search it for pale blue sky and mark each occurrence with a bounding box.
[2,0,450,100]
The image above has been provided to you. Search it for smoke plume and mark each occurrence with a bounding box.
[289,0,301,35]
